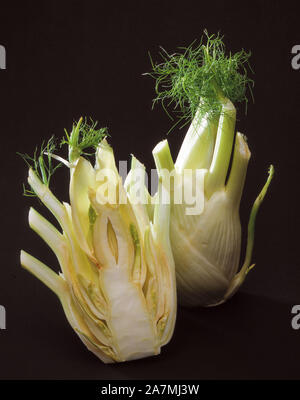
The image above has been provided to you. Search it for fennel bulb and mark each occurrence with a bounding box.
[20,118,176,362]
[148,32,274,307]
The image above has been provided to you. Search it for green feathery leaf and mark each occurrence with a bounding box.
[17,136,61,197]
[18,117,109,197]
[146,30,254,132]
[61,117,109,162]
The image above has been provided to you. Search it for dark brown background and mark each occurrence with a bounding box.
[0,0,299,379]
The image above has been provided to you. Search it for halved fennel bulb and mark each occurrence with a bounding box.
[20,137,176,363]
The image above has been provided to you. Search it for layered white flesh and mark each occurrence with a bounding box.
[20,139,176,362]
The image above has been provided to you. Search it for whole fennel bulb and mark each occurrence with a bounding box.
[148,32,274,307]
[20,118,176,362]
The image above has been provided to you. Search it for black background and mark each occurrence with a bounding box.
[0,0,299,380]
